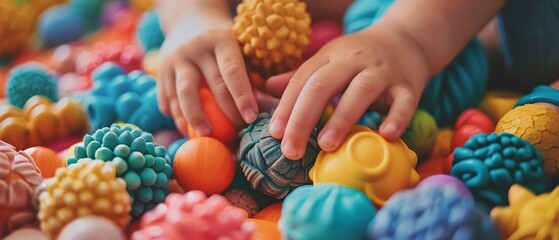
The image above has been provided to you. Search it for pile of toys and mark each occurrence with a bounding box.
[0,0,558,239]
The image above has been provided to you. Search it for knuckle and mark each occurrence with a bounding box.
[221,61,243,77]
[304,75,327,92]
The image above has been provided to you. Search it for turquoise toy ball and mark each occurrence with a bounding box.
[6,64,58,108]
[166,138,187,166]
[39,5,86,47]
[136,11,165,52]
[279,184,377,240]
[67,124,173,219]
[70,0,107,30]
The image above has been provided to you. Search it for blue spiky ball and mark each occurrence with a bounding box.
[136,11,164,52]
[67,124,172,219]
[6,64,58,108]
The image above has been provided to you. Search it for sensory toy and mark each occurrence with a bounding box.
[0,141,43,238]
[101,1,128,27]
[186,88,237,143]
[451,132,548,211]
[369,178,499,240]
[0,96,89,150]
[136,11,165,52]
[451,124,485,151]
[253,202,282,222]
[38,158,131,238]
[0,1,35,56]
[400,109,438,161]
[131,191,254,240]
[305,21,342,59]
[173,137,235,195]
[3,227,48,240]
[166,138,186,165]
[356,110,382,131]
[248,219,282,240]
[66,124,172,219]
[310,125,420,207]
[38,5,85,47]
[491,184,559,239]
[417,174,471,195]
[430,128,453,158]
[69,0,107,31]
[6,64,58,109]
[77,42,143,84]
[416,157,445,180]
[224,188,261,218]
[455,108,495,134]
[279,184,376,240]
[23,146,63,178]
[344,0,489,126]
[57,216,126,240]
[80,63,174,132]
[233,0,311,77]
[238,113,319,199]
[479,91,522,123]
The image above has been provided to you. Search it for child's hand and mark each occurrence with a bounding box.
[157,8,258,135]
[267,24,431,160]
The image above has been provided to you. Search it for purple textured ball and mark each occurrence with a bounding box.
[418,174,470,196]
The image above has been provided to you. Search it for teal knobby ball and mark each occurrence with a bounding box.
[344,0,488,126]
[6,64,58,108]
[401,109,438,161]
[136,11,165,52]
[450,132,547,212]
[67,124,173,219]
[279,184,377,240]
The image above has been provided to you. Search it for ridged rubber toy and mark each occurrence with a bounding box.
[0,1,35,56]
[237,113,318,199]
[23,147,63,178]
[223,188,261,218]
[279,184,376,240]
[66,124,172,219]
[131,191,254,240]
[38,158,130,239]
[344,0,488,126]
[369,179,499,240]
[491,184,559,239]
[0,141,42,238]
[451,132,548,212]
[233,0,311,77]
[136,11,164,52]
[6,64,58,109]
[401,109,438,161]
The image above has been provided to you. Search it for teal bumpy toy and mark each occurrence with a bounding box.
[6,64,58,109]
[450,132,547,212]
[67,124,173,219]
[136,11,165,52]
[344,0,488,126]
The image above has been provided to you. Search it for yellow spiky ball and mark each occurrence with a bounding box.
[0,1,35,56]
[233,0,311,77]
[491,184,559,239]
[495,104,559,178]
[38,159,131,239]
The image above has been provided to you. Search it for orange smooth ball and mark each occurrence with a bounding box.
[416,157,445,180]
[253,203,282,223]
[187,88,236,143]
[23,147,63,178]
[173,137,235,195]
[247,219,281,240]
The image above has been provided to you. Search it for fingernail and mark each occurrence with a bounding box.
[381,122,397,140]
[269,118,284,134]
[281,141,299,160]
[318,129,337,150]
[243,109,258,123]
[197,123,212,136]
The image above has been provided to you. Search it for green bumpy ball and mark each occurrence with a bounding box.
[67,124,172,219]
[6,64,58,108]
[401,109,438,161]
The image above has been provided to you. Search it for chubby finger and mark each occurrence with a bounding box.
[379,86,418,141]
[215,40,258,123]
[175,61,211,136]
[318,70,388,151]
[265,71,294,98]
[157,61,174,116]
[281,62,359,160]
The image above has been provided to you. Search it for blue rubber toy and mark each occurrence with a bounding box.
[369,182,499,240]
[81,62,174,132]
[515,85,559,107]
[6,64,58,108]
[280,184,377,240]
[70,0,107,31]
[357,111,382,131]
[344,0,488,126]
[136,11,165,52]
[39,5,86,47]
[451,132,548,212]
[67,124,172,219]
[166,138,187,166]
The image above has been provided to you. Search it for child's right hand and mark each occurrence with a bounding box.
[157,3,258,135]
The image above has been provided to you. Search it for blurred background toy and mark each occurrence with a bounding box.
[6,64,58,109]
[2,227,48,240]
[279,184,376,240]
[66,125,172,219]
[38,158,130,238]
[304,21,342,59]
[0,1,36,57]
[310,125,419,207]
[451,132,548,211]
[233,0,311,77]
[56,216,127,240]
[253,202,282,223]
[38,5,85,47]
[131,191,254,240]
[129,0,155,12]
[400,109,438,161]
[23,146,63,178]
[479,91,522,123]
[0,141,43,238]
[238,113,318,199]
[136,11,164,52]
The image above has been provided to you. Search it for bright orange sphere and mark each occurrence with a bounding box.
[23,146,63,178]
[187,88,236,143]
[173,137,235,195]
[253,203,282,223]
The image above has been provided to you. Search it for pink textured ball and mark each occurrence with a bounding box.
[153,129,183,147]
[132,191,254,240]
[305,21,343,59]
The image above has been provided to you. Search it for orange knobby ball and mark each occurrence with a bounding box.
[173,137,235,195]
[187,88,236,143]
[23,146,63,178]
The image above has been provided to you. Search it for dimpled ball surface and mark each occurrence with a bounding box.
[66,124,172,219]
[237,113,318,199]
[496,104,559,178]
[0,141,42,238]
[6,65,58,109]
[451,132,548,211]
[38,158,130,239]
[233,0,311,77]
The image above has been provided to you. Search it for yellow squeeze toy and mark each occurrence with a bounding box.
[309,125,420,207]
